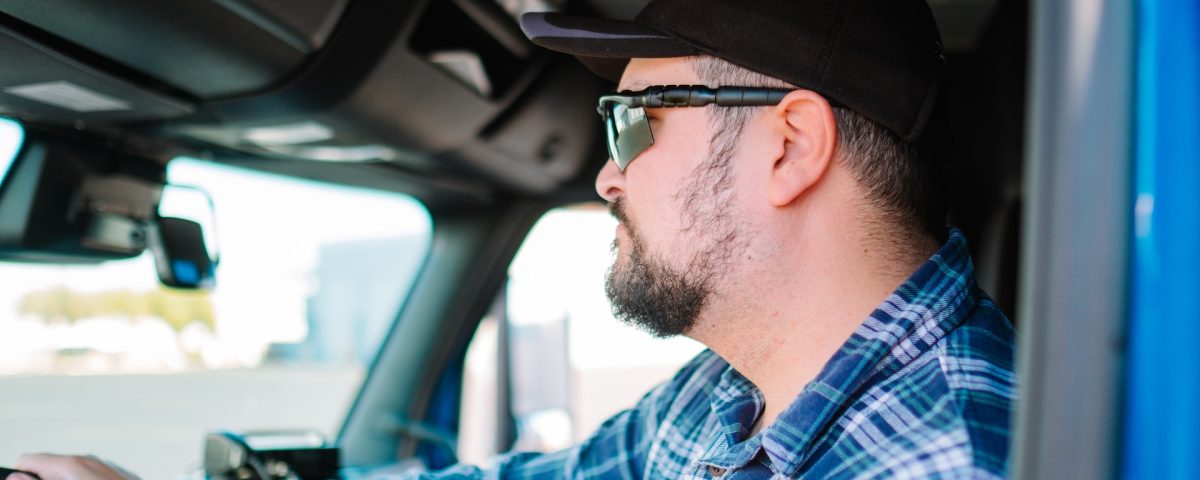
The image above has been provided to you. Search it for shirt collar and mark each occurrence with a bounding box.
[743,228,980,476]
[696,366,766,471]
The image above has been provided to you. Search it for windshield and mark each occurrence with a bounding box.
[0,133,432,479]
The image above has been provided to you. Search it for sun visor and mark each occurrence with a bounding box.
[0,25,194,126]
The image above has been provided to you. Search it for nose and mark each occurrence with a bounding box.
[594,159,626,202]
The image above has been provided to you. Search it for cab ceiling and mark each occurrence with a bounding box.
[0,0,998,207]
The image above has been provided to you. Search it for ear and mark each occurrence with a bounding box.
[767,90,837,207]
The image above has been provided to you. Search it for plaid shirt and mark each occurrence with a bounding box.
[412,229,1016,479]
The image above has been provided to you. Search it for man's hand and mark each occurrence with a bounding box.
[13,454,139,480]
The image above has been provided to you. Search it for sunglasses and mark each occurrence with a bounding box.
[596,85,794,171]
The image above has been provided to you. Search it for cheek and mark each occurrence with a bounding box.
[623,110,714,248]
[624,170,683,246]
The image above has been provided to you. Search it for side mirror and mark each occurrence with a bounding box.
[149,216,215,289]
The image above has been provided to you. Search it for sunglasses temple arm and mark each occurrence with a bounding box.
[714,87,789,106]
[637,87,789,108]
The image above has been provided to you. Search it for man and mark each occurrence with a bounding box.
[13,0,1015,478]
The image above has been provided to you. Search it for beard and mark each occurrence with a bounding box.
[604,199,711,337]
[603,170,745,338]
[605,116,751,338]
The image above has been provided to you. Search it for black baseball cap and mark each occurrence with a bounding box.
[520,0,946,143]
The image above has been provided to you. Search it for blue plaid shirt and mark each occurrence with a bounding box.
[412,229,1016,479]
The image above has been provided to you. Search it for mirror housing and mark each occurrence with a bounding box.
[0,126,218,289]
[0,132,160,263]
[149,216,215,289]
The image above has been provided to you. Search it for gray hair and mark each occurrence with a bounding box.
[688,56,945,243]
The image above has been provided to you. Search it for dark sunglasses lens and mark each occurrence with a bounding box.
[606,103,654,171]
[602,103,621,166]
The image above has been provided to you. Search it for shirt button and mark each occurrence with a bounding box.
[707,465,727,477]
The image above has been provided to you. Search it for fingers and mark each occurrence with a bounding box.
[14,453,137,480]
[13,453,56,476]
[14,453,67,480]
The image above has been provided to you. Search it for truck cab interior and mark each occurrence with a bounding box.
[0,0,1144,478]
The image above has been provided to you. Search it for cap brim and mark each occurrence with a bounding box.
[520,12,700,82]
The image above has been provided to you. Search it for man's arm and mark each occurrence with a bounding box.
[411,387,662,478]
[412,350,718,479]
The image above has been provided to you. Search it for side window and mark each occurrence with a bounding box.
[457,204,704,463]
[0,118,20,182]
[0,156,431,479]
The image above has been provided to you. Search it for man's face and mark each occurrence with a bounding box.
[598,57,754,337]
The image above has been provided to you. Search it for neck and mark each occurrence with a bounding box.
[687,190,936,435]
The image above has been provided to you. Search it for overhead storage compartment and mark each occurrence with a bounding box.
[0,25,194,124]
[0,0,606,196]
[0,0,350,98]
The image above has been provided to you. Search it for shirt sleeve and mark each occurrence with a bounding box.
[404,350,717,480]
[406,386,662,479]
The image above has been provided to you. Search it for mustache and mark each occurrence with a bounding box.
[609,199,630,225]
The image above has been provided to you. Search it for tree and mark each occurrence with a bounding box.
[17,286,216,331]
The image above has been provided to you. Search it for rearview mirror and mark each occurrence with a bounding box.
[0,129,158,262]
[0,125,218,289]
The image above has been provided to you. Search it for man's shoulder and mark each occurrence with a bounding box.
[808,290,1017,478]
[941,290,1016,374]
[939,291,1017,393]
[934,290,1018,474]
[938,289,1018,426]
